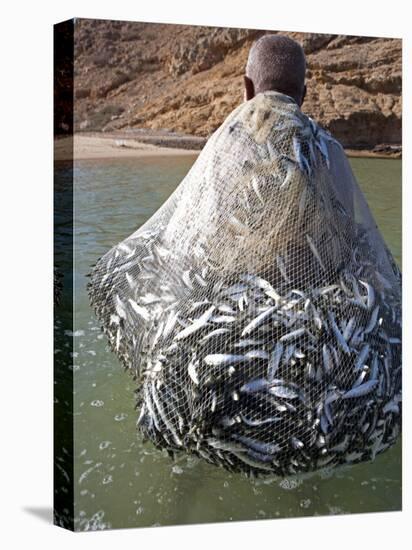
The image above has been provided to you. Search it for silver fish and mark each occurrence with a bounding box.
[328,311,351,354]
[342,317,356,341]
[283,344,295,365]
[240,413,281,427]
[250,176,264,205]
[291,436,304,450]
[276,255,290,283]
[342,380,378,399]
[354,343,370,371]
[222,283,249,296]
[268,385,299,400]
[280,328,306,342]
[324,391,339,426]
[369,353,379,381]
[150,382,182,447]
[229,215,248,234]
[204,354,248,367]
[330,434,350,453]
[293,136,311,175]
[174,305,215,341]
[240,274,281,302]
[151,320,165,349]
[182,270,193,289]
[234,338,265,348]
[163,310,179,339]
[200,328,230,344]
[128,299,150,321]
[306,234,326,271]
[359,280,375,309]
[230,451,273,471]
[240,378,269,393]
[188,359,200,385]
[322,344,334,375]
[211,315,237,323]
[268,342,284,381]
[311,304,323,331]
[234,434,281,456]
[245,349,269,360]
[194,273,208,287]
[125,272,137,290]
[206,438,245,453]
[218,304,236,314]
[140,292,161,305]
[315,133,330,168]
[114,294,127,319]
[241,306,276,336]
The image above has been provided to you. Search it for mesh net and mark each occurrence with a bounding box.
[88,91,402,477]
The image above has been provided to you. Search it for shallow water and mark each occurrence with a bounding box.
[55,155,401,530]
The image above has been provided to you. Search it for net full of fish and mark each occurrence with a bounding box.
[88,91,402,477]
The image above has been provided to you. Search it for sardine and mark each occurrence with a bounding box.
[276,255,290,283]
[234,434,281,456]
[328,311,351,354]
[342,380,378,399]
[234,338,265,348]
[230,451,273,471]
[188,359,199,385]
[268,385,299,400]
[182,270,193,289]
[128,299,150,322]
[245,349,269,360]
[306,234,326,271]
[280,328,306,342]
[240,413,281,427]
[268,342,284,381]
[322,344,334,375]
[204,354,248,367]
[200,328,230,344]
[251,176,264,205]
[291,436,304,450]
[359,280,375,309]
[342,317,356,341]
[240,378,269,393]
[241,306,276,336]
[174,306,215,341]
[211,315,237,323]
[354,343,370,371]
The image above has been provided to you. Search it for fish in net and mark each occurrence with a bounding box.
[88,91,401,477]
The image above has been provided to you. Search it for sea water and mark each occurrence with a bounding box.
[54,155,401,530]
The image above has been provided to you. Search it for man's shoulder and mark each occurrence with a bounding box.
[220,92,302,145]
[307,116,343,151]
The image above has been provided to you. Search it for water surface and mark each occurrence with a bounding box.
[55,155,401,530]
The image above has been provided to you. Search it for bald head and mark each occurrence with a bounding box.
[245,34,306,106]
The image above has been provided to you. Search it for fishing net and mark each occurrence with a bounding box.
[88,91,402,477]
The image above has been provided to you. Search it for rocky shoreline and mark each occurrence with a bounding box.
[61,20,402,154]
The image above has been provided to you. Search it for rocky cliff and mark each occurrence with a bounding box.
[71,19,401,150]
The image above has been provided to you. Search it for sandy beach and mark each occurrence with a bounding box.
[54,134,202,161]
[54,133,401,162]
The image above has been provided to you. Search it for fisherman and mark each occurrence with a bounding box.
[242,34,354,220]
[89,34,402,476]
[244,34,306,109]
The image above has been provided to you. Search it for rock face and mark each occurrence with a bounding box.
[72,19,401,149]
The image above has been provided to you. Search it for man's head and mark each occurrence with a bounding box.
[245,34,306,106]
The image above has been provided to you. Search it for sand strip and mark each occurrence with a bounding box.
[54,135,401,162]
[54,135,200,161]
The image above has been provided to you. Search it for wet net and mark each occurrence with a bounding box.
[88,91,402,477]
